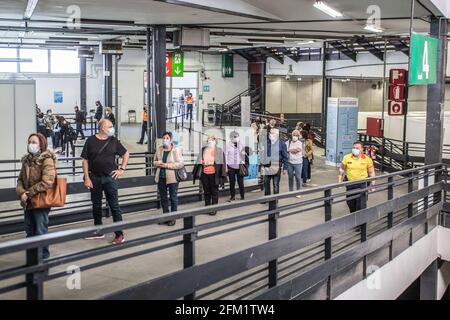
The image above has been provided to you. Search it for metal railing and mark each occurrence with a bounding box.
[0,163,446,299]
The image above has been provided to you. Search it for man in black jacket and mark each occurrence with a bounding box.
[74,105,86,140]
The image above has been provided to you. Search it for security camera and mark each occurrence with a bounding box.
[285,74,291,80]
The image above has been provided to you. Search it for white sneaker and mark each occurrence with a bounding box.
[296,195,302,199]
[84,234,105,240]
[307,179,311,183]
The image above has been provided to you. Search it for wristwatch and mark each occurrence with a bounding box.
[118,166,126,171]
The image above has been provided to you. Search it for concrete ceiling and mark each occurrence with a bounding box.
[0,0,444,50]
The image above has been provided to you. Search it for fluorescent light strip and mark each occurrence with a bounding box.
[313,1,342,18]
[364,24,384,33]
[24,0,39,19]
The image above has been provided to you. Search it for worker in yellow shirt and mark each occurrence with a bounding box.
[338,141,376,212]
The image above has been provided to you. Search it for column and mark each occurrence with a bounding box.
[425,17,447,165]
[151,25,167,139]
[79,57,86,113]
[103,54,113,113]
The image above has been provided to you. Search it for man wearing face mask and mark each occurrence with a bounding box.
[192,134,227,215]
[81,118,130,244]
[225,131,248,201]
[260,128,288,196]
[339,141,376,213]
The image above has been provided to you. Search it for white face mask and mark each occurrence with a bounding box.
[208,140,216,147]
[292,136,299,142]
[162,139,171,147]
[107,127,115,137]
[28,143,40,155]
[232,137,239,143]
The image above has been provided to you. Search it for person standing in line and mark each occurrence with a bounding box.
[338,141,376,213]
[260,128,288,196]
[301,130,314,186]
[94,100,103,123]
[287,130,303,195]
[106,107,116,126]
[137,105,149,145]
[74,105,86,140]
[16,133,56,259]
[81,118,129,244]
[192,135,227,215]
[178,94,185,115]
[154,132,184,226]
[44,109,57,145]
[225,131,248,201]
[185,93,194,121]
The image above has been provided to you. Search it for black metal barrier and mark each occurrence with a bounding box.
[0,163,447,300]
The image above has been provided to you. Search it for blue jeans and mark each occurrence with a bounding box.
[287,162,303,191]
[24,208,50,259]
[302,158,310,183]
[89,174,123,236]
[158,179,179,213]
[264,172,281,196]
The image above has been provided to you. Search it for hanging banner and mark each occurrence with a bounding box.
[222,53,234,77]
[171,52,184,77]
[165,53,172,76]
[409,32,439,85]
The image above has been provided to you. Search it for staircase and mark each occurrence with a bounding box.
[215,86,262,127]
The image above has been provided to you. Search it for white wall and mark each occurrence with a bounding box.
[20,49,248,123]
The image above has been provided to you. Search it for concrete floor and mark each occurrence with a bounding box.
[0,124,411,300]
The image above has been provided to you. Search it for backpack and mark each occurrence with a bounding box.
[67,125,78,141]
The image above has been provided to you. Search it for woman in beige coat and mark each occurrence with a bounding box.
[154,131,184,226]
[16,133,56,259]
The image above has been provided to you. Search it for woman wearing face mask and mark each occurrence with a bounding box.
[154,132,184,226]
[192,134,227,215]
[225,131,248,201]
[16,133,57,259]
[287,130,303,194]
[301,130,314,186]
[106,107,116,126]
[94,100,103,123]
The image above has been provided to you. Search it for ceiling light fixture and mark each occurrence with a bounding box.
[24,0,39,19]
[364,24,384,33]
[313,1,343,18]
[297,40,314,45]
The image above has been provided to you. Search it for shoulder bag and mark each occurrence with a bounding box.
[31,161,67,209]
[173,148,188,182]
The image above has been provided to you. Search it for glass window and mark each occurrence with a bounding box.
[50,50,79,73]
[19,49,48,72]
[0,48,18,73]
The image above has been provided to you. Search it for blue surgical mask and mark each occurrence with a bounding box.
[352,148,360,157]
[162,140,170,147]
[107,127,115,137]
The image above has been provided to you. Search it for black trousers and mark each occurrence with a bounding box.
[346,182,368,213]
[76,123,85,139]
[186,104,193,120]
[139,121,148,143]
[201,173,219,206]
[228,167,244,199]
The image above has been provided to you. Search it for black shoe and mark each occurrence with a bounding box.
[227,196,235,202]
[145,142,148,144]
[167,220,176,226]
[209,211,217,216]
[137,141,143,145]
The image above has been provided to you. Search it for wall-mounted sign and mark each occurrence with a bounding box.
[388,101,406,116]
[389,69,407,85]
[203,85,210,92]
[389,84,405,101]
[165,53,172,76]
[409,32,439,85]
[221,53,234,77]
[54,91,63,104]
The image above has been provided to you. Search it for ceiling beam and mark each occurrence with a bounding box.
[388,40,410,56]
[328,41,357,62]
[354,36,384,61]
[154,0,281,22]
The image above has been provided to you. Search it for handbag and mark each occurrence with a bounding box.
[239,163,249,177]
[173,147,188,182]
[31,173,67,209]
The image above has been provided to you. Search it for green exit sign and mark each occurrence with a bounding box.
[172,52,184,77]
[409,32,439,85]
[222,53,233,77]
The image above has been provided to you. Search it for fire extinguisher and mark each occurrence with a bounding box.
[370,146,377,159]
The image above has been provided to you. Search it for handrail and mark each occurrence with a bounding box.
[0,163,445,300]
